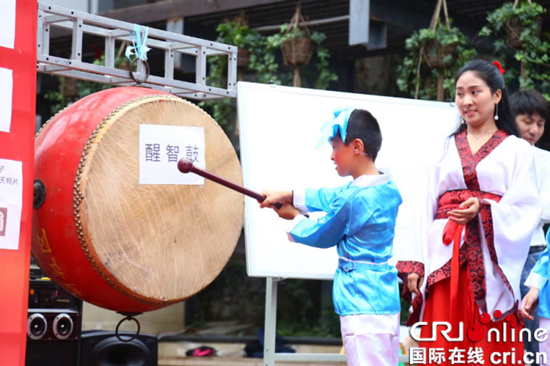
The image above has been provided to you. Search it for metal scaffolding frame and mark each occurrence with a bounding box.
[36,2,238,100]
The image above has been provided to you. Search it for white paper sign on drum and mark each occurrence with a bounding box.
[139,124,205,185]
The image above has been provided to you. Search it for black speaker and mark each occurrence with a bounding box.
[26,278,82,366]
[80,331,158,366]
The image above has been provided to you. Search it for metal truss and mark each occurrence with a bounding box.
[37,2,238,100]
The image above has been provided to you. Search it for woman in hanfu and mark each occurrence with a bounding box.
[397,59,542,362]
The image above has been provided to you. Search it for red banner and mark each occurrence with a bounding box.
[0,0,37,364]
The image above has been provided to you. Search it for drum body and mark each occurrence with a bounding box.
[32,87,244,313]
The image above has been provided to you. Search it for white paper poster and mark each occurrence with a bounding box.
[0,159,23,250]
[139,124,206,185]
[0,67,13,133]
[0,0,16,50]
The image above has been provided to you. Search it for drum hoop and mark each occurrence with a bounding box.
[73,93,197,307]
[36,103,73,138]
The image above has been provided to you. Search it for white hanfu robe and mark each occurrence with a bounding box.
[397,130,541,325]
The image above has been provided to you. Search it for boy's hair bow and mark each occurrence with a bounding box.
[316,108,354,148]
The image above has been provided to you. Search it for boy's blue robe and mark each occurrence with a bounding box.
[288,173,403,316]
[529,230,550,318]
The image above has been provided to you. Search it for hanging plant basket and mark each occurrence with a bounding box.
[423,40,457,69]
[237,48,251,69]
[278,1,315,86]
[62,77,79,98]
[506,17,542,50]
[281,38,314,67]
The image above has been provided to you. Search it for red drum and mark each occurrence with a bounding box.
[32,87,244,313]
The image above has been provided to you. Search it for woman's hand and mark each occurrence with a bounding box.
[259,190,293,208]
[521,287,540,321]
[448,197,480,225]
[274,202,301,220]
[408,273,424,294]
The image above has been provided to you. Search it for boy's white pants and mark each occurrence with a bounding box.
[540,317,550,365]
[340,313,400,366]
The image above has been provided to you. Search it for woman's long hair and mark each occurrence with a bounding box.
[452,59,519,137]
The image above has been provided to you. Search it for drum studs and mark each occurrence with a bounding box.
[59,95,190,310]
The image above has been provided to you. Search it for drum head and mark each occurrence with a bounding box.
[77,95,243,303]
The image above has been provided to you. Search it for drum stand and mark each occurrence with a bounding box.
[36,2,238,101]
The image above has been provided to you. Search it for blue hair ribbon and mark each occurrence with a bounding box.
[315,107,355,148]
[125,25,151,62]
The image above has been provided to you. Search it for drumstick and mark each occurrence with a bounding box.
[177,158,283,209]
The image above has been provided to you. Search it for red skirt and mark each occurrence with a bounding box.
[419,265,523,366]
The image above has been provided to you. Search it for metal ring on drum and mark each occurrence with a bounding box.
[129,58,150,85]
[115,314,141,343]
[32,86,244,315]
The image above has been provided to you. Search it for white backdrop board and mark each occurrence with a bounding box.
[238,82,459,280]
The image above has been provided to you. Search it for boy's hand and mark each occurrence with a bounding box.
[274,202,301,220]
[408,273,424,295]
[521,287,540,321]
[259,190,293,208]
[448,197,480,225]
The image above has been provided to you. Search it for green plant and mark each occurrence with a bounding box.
[201,14,337,130]
[214,20,280,83]
[193,257,267,328]
[266,25,338,89]
[397,0,476,101]
[479,0,550,100]
[199,19,279,131]
[397,19,476,101]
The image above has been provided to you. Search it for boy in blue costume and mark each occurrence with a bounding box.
[522,229,550,361]
[261,108,403,366]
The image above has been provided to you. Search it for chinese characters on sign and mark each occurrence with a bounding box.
[185,145,200,163]
[139,125,205,185]
[0,159,23,250]
[409,346,531,365]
